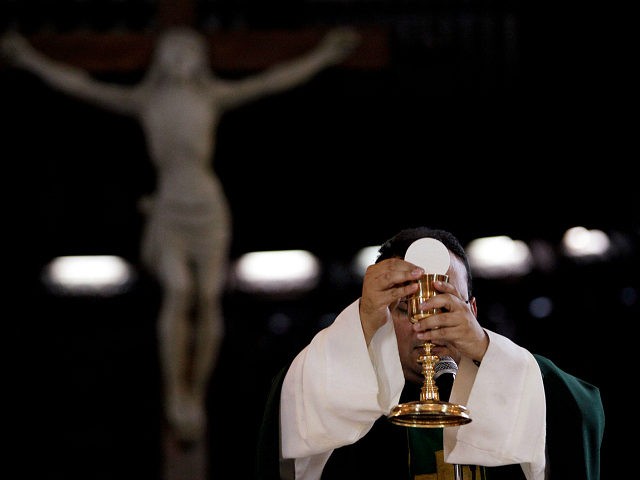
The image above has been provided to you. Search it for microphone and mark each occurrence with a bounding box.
[434,356,458,379]
[434,356,458,401]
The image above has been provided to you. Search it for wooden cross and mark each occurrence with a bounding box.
[2,0,389,73]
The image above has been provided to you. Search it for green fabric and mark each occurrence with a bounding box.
[534,354,605,480]
[408,427,442,474]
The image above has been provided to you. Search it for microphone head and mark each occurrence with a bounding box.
[434,356,458,379]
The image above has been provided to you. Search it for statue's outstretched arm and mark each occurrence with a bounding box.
[1,31,138,115]
[217,26,361,108]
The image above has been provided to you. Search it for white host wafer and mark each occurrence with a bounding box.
[404,237,450,274]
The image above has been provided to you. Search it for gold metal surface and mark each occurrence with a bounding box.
[387,399,471,428]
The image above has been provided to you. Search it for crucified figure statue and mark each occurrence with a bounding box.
[1,26,360,444]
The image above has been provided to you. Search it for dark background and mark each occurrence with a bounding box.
[3,1,636,478]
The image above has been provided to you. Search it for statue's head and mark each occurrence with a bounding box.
[151,26,210,82]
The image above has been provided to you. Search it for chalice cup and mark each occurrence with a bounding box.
[387,273,472,428]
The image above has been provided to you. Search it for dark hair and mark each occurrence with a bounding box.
[375,227,473,299]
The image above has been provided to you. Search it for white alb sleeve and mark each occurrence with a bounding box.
[280,299,405,477]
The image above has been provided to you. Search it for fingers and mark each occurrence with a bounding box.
[413,310,453,333]
[412,303,488,361]
[359,259,424,344]
[365,259,423,295]
[410,289,472,340]
[406,279,488,361]
[360,259,423,314]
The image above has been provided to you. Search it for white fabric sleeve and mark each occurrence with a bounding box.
[280,299,405,479]
[444,329,547,480]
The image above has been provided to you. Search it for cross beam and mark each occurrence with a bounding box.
[7,26,389,73]
[2,0,388,73]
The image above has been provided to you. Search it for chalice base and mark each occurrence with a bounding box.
[388,400,471,428]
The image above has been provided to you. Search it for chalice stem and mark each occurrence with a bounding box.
[419,342,440,402]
